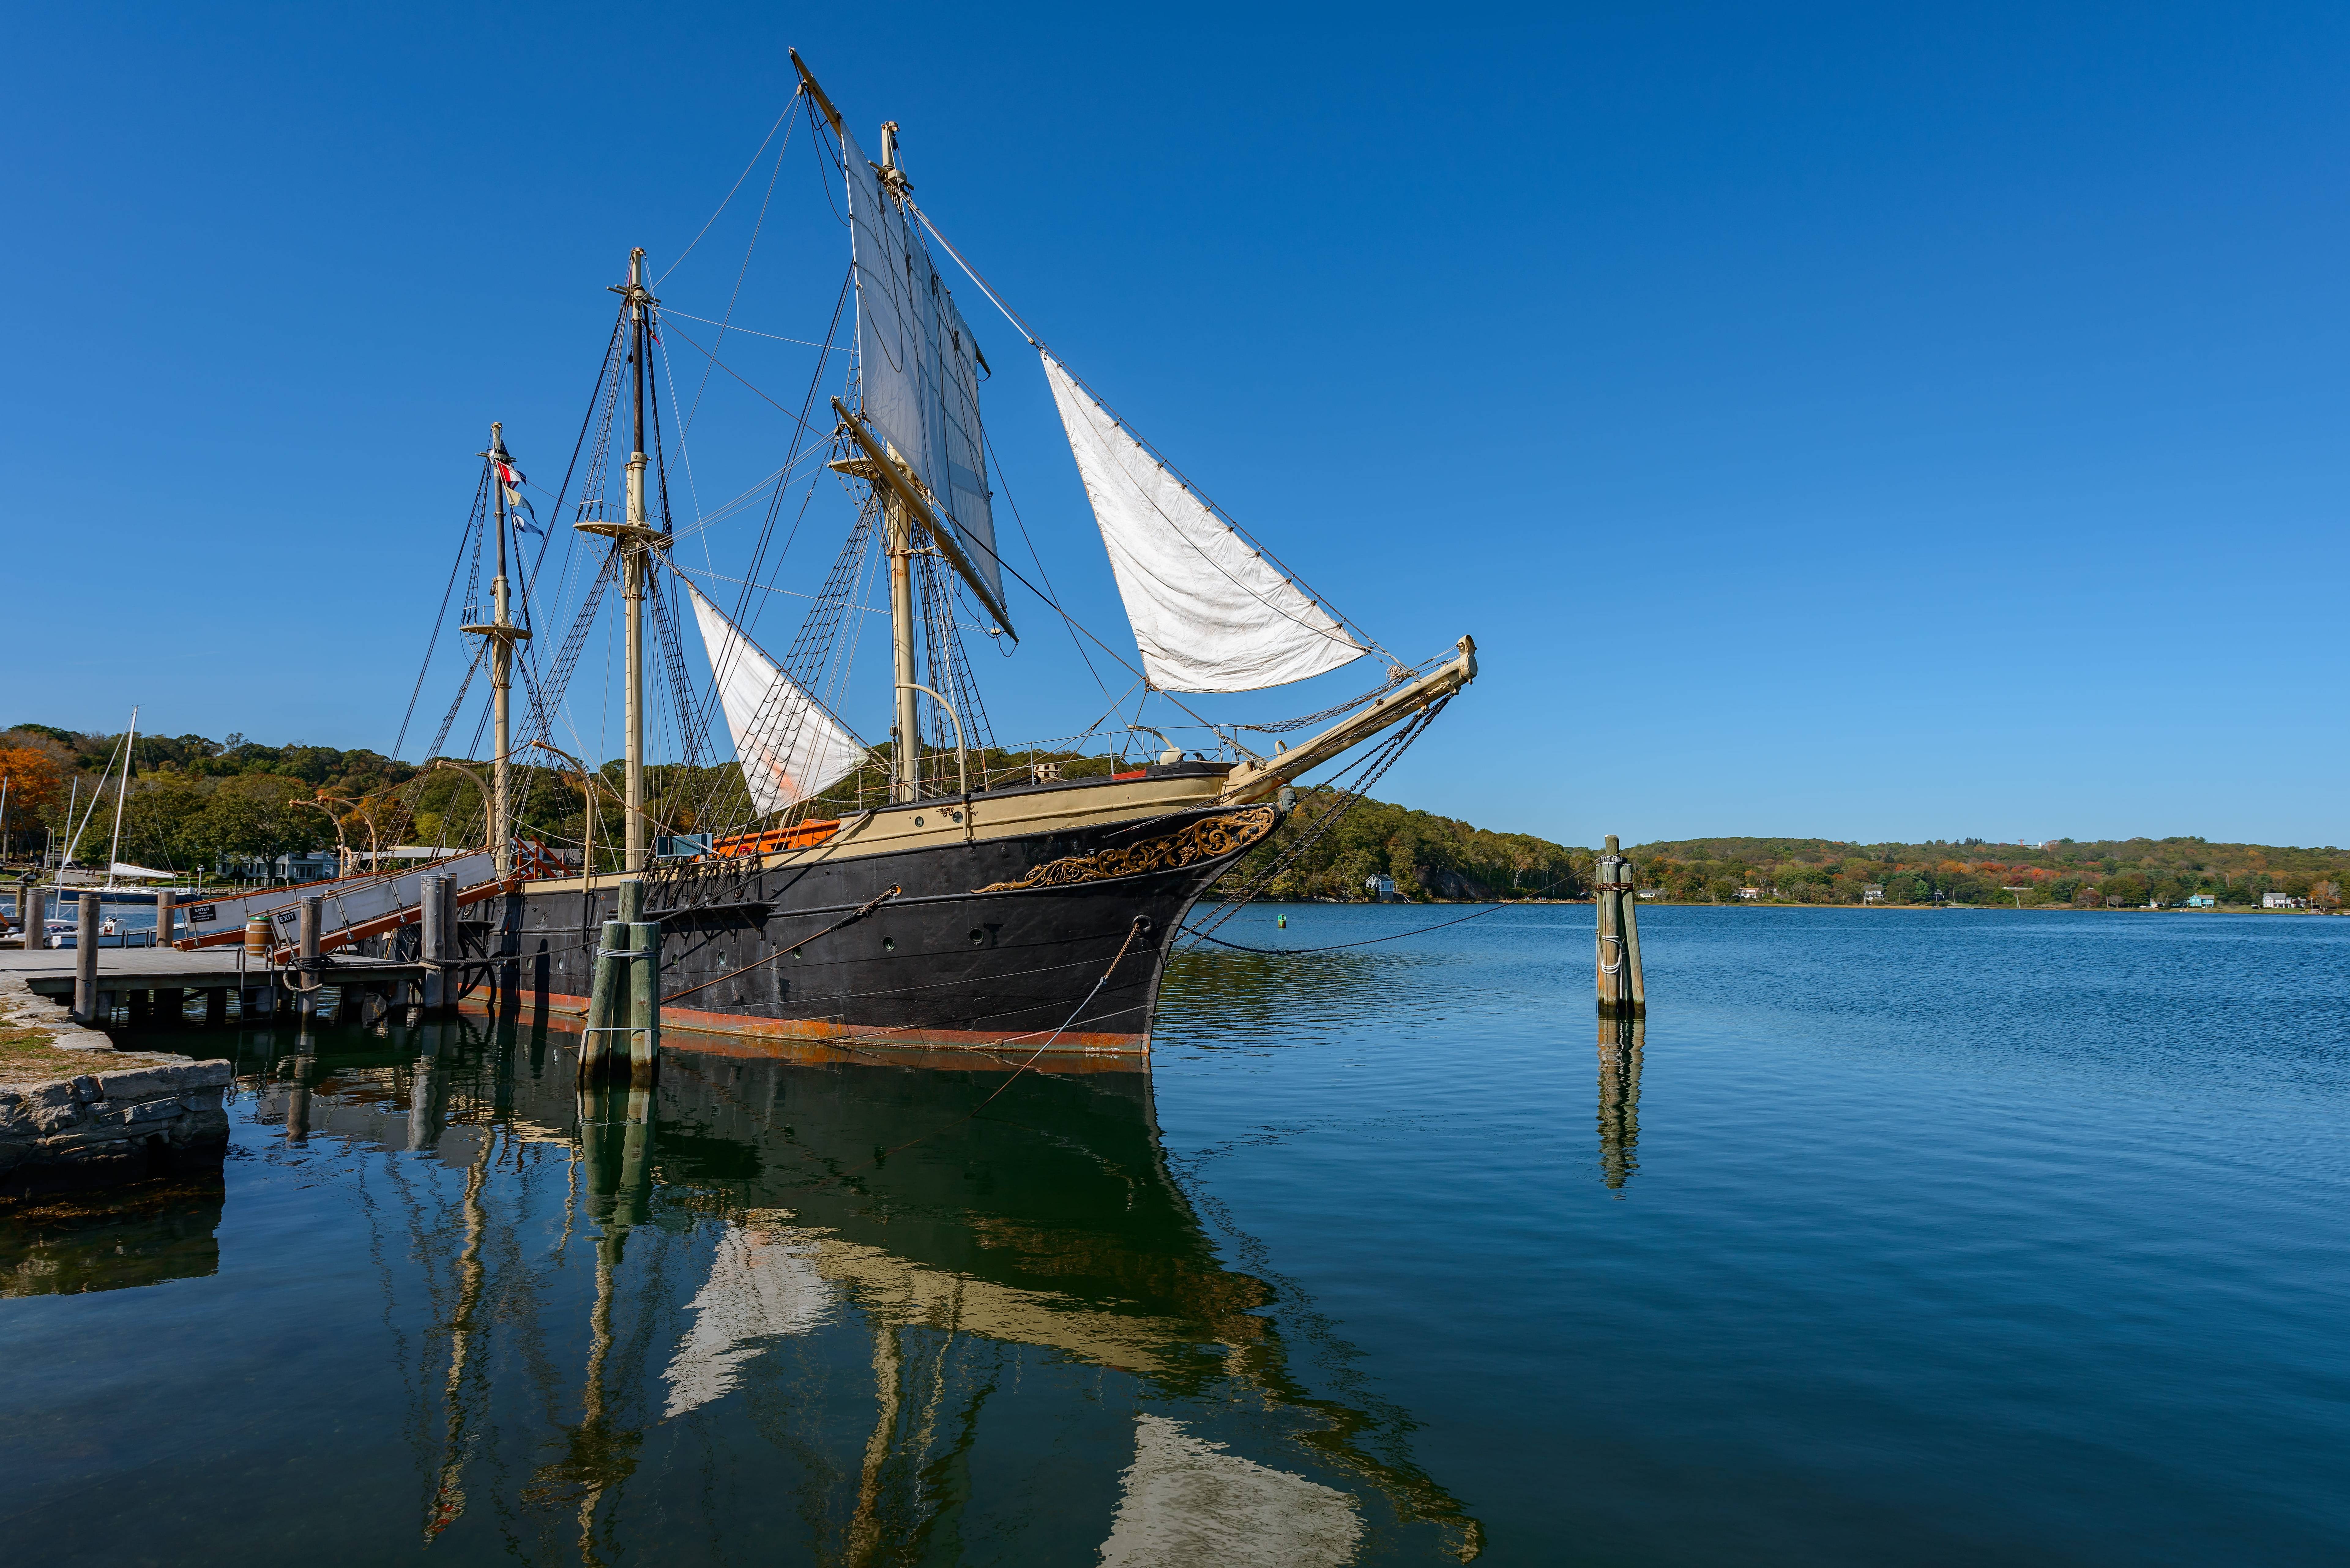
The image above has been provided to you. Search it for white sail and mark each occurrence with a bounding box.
[680,578,867,815]
[840,125,1005,614]
[661,1225,833,1419]
[1099,1415,1363,1568]
[1039,353,1366,693]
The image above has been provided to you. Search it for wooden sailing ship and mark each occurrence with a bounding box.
[191,53,1477,1056]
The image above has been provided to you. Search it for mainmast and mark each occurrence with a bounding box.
[579,248,661,870]
[879,126,921,805]
[796,50,1017,806]
[465,423,532,880]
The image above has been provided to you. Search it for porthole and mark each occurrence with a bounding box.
[950,810,963,822]
[969,929,985,945]
[913,816,925,827]
[883,937,896,952]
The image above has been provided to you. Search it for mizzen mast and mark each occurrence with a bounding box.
[464,421,532,880]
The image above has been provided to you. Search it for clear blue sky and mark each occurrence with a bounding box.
[8,3,2344,847]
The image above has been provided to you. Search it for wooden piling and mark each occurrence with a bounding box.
[625,920,660,1086]
[297,896,323,1019]
[578,918,625,1085]
[20,881,45,949]
[419,874,449,1016]
[204,988,227,1028]
[1622,873,1646,1013]
[73,895,101,1022]
[155,888,177,952]
[1596,834,1646,1017]
[153,987,185,1029]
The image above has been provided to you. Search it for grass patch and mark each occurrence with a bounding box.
[0,1024,182,1086]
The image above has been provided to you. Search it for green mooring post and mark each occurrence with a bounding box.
[626,920,660,1086]
[579,918,626,1085]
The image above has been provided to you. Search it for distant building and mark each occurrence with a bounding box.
[1365,873,1396,900]
[2262,892,2306,909]
[1862,884,1885,903]
[214,850,338,884]
[2186,893,2217,908]
[1736,887,1761,901]
[1635,889,1659,900]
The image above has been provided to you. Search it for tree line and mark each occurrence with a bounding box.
[1624,836,2346,909]
[6,723,2335,907]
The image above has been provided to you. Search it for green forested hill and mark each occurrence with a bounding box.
[4,722,2335,907]
[1626,836,2347,908]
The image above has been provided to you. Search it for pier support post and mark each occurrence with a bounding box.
[20,881,44,949]
[72,895,101,1023]
[155,888,177,951]
[419,874,449,1017]
[626,921,660,1087]
[297,896,323,1019]
[153,987,185,1029]
[204,988,227,1028]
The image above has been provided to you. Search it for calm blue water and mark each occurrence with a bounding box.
[2,905,2344,1565]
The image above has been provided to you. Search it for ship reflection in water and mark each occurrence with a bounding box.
[18,1017,1485,1564]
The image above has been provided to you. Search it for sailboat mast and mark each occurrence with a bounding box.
[621,248,651,870]
[104,706,137,889]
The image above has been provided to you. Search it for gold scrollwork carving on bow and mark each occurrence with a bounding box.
[973,806,1279,895]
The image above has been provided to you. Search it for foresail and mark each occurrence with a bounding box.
[681,578,867,816]
[839,125,1005,615]
[1039,353,1366,693]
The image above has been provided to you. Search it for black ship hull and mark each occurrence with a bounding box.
[440,783,1280,1057]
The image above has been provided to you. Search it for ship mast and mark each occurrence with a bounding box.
[878,125,923,804]
[622,249,652,870]
[465,423,532,880]
[577,249,661,870]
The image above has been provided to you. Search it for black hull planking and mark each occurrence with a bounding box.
[435,800,1280,1054]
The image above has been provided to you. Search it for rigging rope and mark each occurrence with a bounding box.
[1182,698,1448,948]
[1183,903,1518,956]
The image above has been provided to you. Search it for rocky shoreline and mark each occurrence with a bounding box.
[0,975,231,1198]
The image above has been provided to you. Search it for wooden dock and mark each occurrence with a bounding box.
[0,947,434,1029]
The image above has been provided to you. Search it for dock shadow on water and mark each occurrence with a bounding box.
[0,1012,1482,1567]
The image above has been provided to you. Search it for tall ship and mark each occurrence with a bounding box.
[177,53,1476,1056]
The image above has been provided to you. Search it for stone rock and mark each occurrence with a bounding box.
[71,1075,100,1102]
